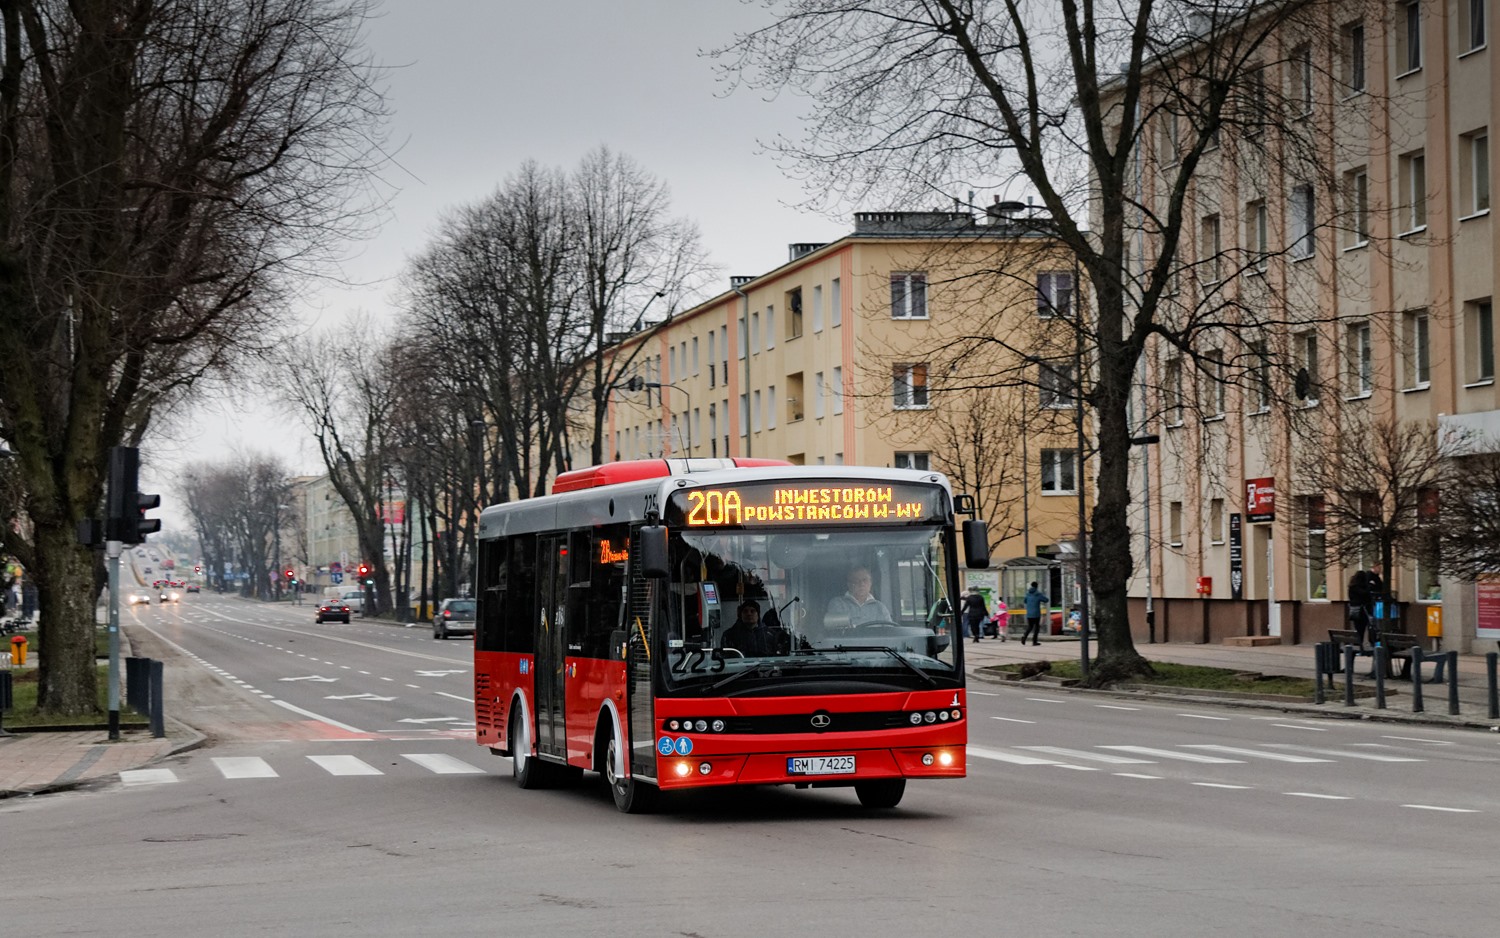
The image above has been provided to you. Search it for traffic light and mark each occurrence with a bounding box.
[106,446,161,545]
[357,563,371,585]
[284,568,294,581]
[194,564,202,574]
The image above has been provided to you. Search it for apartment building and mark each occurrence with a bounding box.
[1123,0,1498,649]
[579,210,1088,606]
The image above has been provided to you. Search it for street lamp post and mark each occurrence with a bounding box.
[628,379,693,457]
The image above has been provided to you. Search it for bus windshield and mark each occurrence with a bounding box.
[661,526,960,693]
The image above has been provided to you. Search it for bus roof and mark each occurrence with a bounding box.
[479,463,957,540]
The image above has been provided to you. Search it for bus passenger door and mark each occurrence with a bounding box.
[536,534,568,759]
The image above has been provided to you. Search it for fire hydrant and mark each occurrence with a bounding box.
[9,635,27,667]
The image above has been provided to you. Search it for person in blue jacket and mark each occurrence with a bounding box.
[1022,582,1048,646]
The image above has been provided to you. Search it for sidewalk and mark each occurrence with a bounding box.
[964,633,1500,729]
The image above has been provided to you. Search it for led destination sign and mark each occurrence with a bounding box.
[667,482,945,528]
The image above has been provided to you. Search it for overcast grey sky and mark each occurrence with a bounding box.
[147,0,853,522]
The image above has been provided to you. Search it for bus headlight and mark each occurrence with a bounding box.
[699,762,712,775]
[938,751,955,767]
[921,753,935,766]
[675,761,692,777]
[909,713,923,725]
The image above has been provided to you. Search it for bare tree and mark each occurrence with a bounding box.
[276,322,400,616]
[1439,448,1500,582]
[718,0,1379,682]
[1295,416,1454,598]
[0,0,387,715]
[180,454,293,599]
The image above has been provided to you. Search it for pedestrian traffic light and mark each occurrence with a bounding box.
[284,568,294,581]
[106,446,162,544]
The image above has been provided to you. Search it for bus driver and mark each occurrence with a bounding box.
[824,566,894,628]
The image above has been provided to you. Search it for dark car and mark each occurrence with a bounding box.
[159,589,181,603]
[433,598,476,640]
[185,584,200,594]
[316,602,351,624]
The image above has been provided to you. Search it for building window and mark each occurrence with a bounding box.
[1039,361,1077,409]
[1289,183,1315,259]
[1296,331,1320,404]
[740,393,749,436]
[893,363,930,409]
[787,373,804,422]
[1403,309,1431,388]
[752,389,762,432]
[894,452,930,471]
[1242,65,1267,136]
[1399,150,1427,231]
[767,385,777,429]
[1164,357,1184,426]
[1168,501,1184,546]
[1416,488,1441,600]
[1304,496,1328,600]
[831,366,843,414]
[1343,168,1369,246]
[1209,498,1225,544]
[813,371,825,418]
[1345,321,1373,395]
[891,272,929,319]
[1157,111,1179,166]
[765,305,775,350]
[1398,0,1422,74]
[1290,43,1313,116]
[786,288,804,339]
[1462,131,1490,215]
[1341,21,1365,92]
[1037,271,1074,317]
[1203,350,1227,416]
[1246,199,1268,270]
[1040,449,1077,495]
[831,278,842,327]
[812,284,824,333]
[707,332,716,387]
[1199,214,1221,283]
[1466,300,1495,383]
[692,337,700,376]
[1249,339,1272,411]
[737,316,747,360]
[1463,0,1486,52]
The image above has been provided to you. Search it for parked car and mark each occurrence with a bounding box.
[126,590,152,605]
[340,589,366,614]
[316,601,351,624]
[433,598,476,640]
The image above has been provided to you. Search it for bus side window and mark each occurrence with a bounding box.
[505,534,538,654]
[581,524,629,658]
[477,538,506,652]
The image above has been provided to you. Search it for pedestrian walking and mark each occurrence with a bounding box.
[961,589,989,643]
[1022,582,1047,646]
[989,599,1008,641]
[1348,568,1374,645]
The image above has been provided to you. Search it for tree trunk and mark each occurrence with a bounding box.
[32,525,101,716]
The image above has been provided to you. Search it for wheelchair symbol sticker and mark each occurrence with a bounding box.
[658,736,676,756]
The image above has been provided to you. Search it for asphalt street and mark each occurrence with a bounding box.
[4,593,1498,937]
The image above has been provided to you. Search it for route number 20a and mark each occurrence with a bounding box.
[685,490,742,526]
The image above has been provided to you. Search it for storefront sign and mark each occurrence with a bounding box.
[1476,575,1500,639]
[1245,477,1275,523]
[1229,513,1243,600]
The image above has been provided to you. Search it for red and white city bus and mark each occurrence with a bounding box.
[473,458,989,812]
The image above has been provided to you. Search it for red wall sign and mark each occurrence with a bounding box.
[1245,477,1275,523]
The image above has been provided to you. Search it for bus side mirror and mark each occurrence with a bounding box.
[962,520,990,569]
[639,525,669,578]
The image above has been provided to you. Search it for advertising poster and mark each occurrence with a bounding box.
[1476,575,1500,639]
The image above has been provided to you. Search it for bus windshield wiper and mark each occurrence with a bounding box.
[829,645,936,686]
[709,661,773,693]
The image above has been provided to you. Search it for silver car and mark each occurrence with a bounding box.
[433,598,475,640]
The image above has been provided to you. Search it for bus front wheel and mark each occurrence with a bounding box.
[855,779,906,809]
[605,729,656,814]
[510,706,544,790]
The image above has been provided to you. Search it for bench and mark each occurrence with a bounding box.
[1378,632,1453,683]
[1324,629,1370,676]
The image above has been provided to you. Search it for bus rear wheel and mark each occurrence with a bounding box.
[605,730,656,814]
[855,779,906,809]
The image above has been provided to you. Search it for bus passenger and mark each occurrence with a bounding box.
[824,567,893,627]
[723,600,788,656]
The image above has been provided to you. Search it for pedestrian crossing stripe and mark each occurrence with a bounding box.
[120,752,493,785]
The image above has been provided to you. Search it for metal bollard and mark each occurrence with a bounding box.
[1488,652,1499,720]
[149,659,164,738]
[1314,644,1326,705]
[1411,647,1425,713]
[1343,645,1356,707]
[1447,651,1460,716]
[1373,644,1387,709]
[0,670,12,736]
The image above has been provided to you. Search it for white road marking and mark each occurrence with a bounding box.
[1177,713,1230,721]
[1095,705,1140,711]
[324,694,397,701]
[402,753,486,775]
[213,757,278,779]
[1285,792,1351,800]
[1193,782,1251,790]
[1100,746,1244,764]
[398,717,459,724]
[1183,745,1332,763]
[1264,744,1424,762]
[967,746,1063,765]
[120,768,178,786]
[1114,773,1161,779]
[967,690,999,697]
[1024,697,1066,703]
[308,755,383,776]
[270,699,365,734]
[1381,736,1453,745]
[435,691,474,703]
[1402,804,1479,813]
[279,675,338,683]
[1019,746,1155,764]
[990,716,1036,724]
[1270,723,1328,732]
[1054,764,1098,771]
[416,670,468,677]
